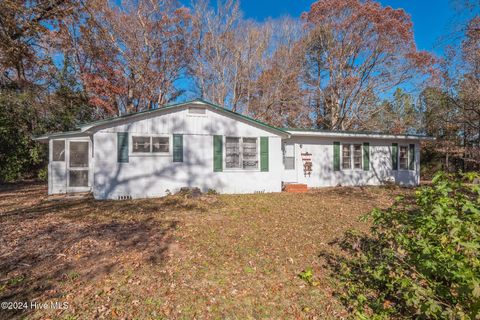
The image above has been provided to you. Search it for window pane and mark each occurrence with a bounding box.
[69,141,89,168]
[284,157,295,170]
[243,138,258,169]
[226,137,241,168]
[52,140,65,161]
[342,144,351,169]
[399,146,408,170]
[353,144,362,169]
[283,144,295,170]
[132,136,150,153]
[152,137,169,153]
[69,170,88,187]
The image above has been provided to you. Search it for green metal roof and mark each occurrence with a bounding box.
[283,127,431,138]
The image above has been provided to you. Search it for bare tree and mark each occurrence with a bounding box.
[58,0,193,115]
[301,0,435,130]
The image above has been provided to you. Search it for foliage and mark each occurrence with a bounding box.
[0,91,45,182]
[0,85,92,182]
[333,172,480,319]
[298,267,315,285]
[366,88,422,134]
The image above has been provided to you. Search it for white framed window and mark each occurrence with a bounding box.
[132,136,151,153]
[283,143,295,170]
[226,137,241,168]
[399,145,408,170]
[342,144,351,170]
[341,143,364,170]
[152,137,169,153]
[242,138,258,169]
[225,137,259,170]
[52,140,65,162]
[132,135,170,154]
[353,144,362,169]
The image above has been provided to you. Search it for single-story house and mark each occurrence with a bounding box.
[34,99,433,200]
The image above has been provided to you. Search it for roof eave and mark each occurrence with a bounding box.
[32,130,88,143]
[287,130,434,140]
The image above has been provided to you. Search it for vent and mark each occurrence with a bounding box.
[117,195,132,200]
[188,107,206,115]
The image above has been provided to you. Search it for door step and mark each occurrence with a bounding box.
[284,183,308,193]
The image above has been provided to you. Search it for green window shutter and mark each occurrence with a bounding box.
[333,142,340,171]
[213,135,223,172]
[409,144,415,170]
[392,143,398,170]
[260,137,269,172]
[117,132,129,163]
[173,134,183,162]
[363,142,370,171]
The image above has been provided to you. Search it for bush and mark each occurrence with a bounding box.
[333,172,480,319]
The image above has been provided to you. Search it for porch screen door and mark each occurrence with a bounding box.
[68,141,89,189]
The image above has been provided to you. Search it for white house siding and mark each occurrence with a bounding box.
[281,136,420,187]
[92,104,283,199]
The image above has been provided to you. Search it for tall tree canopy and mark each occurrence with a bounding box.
[301,0,435,130]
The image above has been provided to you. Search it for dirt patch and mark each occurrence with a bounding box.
[0,183,409,319]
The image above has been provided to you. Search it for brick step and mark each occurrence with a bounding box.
[284,184,308,193]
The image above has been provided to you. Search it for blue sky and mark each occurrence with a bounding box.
[238,0,461,56]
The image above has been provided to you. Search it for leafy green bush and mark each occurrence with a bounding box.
[333,172,480,319]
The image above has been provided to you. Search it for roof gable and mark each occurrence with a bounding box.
[78,99,289,137]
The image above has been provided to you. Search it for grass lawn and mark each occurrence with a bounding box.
[0,183,409,319]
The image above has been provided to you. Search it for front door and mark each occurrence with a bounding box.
[282,142,298,183]
[67,140,91,192]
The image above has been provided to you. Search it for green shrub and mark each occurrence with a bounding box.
[333,172,480,319]
[37,167,48,181]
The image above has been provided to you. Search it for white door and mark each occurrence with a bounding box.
[282,142,298,183]
[67,140,91,193]
[50,139,67,194]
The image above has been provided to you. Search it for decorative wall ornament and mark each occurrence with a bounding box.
[301,152,313,177]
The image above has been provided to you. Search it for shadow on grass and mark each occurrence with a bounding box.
[0,187,219,319]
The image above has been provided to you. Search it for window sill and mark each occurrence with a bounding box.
[130,153,171,157]
[223,168,260,172]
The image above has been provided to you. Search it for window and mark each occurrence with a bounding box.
[342,144,351,169]
[353,144,362,169]
[225,137,241,168]
[399,145,408,170]
[225,137,258,170]
[152,137,169,153]
[242,138,258,169]
[132,136,169,153]
[132,136,150,153]
[283,144,295,170]
[52,140,65,161]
